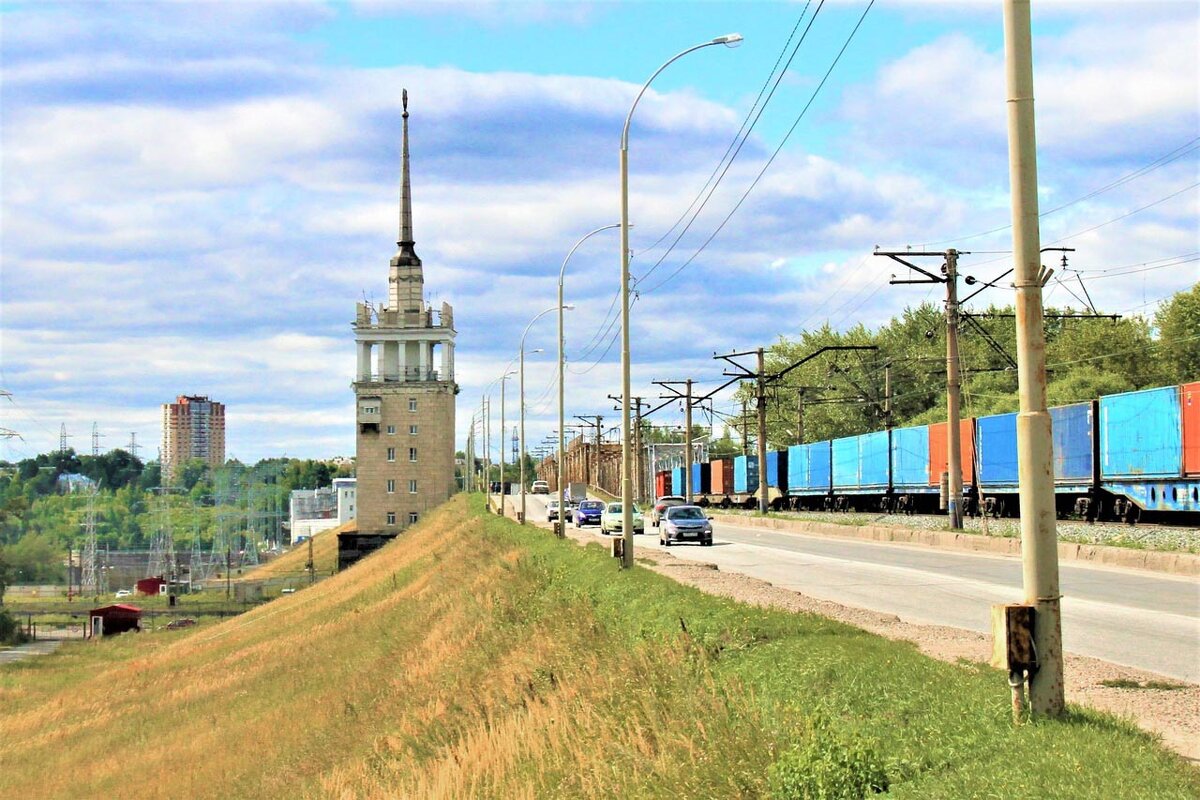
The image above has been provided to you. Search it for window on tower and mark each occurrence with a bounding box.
[386,512,396,525]
[387,447,395,462]
[409,398,418,412]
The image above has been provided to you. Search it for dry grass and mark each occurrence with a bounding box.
[236,519,350,583]
[0,495,1195,799]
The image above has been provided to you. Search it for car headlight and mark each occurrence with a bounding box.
[665,523,677,534]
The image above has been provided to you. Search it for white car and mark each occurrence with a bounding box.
[114,589,132,598]
[531,480,550,494]
[546,499,564,522]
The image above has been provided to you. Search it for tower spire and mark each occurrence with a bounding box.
[396,88,419,264]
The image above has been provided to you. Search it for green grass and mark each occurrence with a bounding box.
[0,494,1195,798]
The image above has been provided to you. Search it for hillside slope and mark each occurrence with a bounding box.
[0,495,1195,799]
[236,519,349,584]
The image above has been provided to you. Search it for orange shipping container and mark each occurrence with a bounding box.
[710,459,733,494]
[928,418,976,486]
[1183,382,1200,476]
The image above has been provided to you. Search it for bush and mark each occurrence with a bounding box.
[769,718,889,799]
[0,608,29,646]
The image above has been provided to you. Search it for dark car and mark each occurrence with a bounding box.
[574,499,605,528]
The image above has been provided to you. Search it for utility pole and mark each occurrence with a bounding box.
[884,364,893,430]
[500,375,508,516]
[945,250,964,528]
[127,432,141,459]
[652,382,698,503]
[875,248,967,528]
[59,423,71,454]
[796,388,805,444]
[755,349,768,513]
[225,548,231,599]
[632,398,647,504]
[716,346,877,512]
[1005,0,1064,717]
[90,423,104,457]
[740,399,749,456]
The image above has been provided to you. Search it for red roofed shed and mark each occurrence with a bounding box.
[89,604,142,638]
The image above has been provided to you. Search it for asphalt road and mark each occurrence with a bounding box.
[511,493,1200,683]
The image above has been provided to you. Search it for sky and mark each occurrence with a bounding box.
[1,0,1198,465]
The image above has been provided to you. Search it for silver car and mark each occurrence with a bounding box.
[659,505,713,547]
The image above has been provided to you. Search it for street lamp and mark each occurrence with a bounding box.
[618,33,743,568]
[496,366,516,515]
[482,370,513,506]
[520,304,574,523]
[558,223,621,538]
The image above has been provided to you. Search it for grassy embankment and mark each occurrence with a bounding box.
[0,494,1195,799]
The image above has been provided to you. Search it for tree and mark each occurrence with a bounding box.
[1154,283,1200,384]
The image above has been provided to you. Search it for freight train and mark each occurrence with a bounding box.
[653,382,1200,523]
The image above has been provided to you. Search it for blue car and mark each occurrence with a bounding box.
[573,499,604,527]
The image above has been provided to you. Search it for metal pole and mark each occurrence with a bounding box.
[796,388,805,444]
[617,36,739,569]
[619,144,634,568]
[684,380,693,504]
[500,376,507,517]
[945,249,964,529]
[520,346,526,524]
[756,348,769,514]
[1004,0,1064,716]
[557,283,566,537]
[634,399,645,504]
[884,364,893,430]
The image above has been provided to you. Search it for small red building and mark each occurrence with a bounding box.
[89,604,142,638]
[136,576,167,596]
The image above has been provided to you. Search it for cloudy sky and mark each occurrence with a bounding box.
[2,0,1197,464]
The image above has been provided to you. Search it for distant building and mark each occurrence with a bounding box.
[334,477,357,524]
[161,395,225,483]
[289,486,339,544]
[352,90,456,548]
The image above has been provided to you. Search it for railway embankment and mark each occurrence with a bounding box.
[2,493,1197,798]
[711,512,1200,577]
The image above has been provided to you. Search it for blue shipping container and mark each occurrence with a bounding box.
[1100,386,1182,479]
[809,441,832,492]
[1050,403,1093,484]
[690,462,711,495]
[733,455,759,493]
[787,442,831,492]
[833,432,889,490]
[766,450,788,490]
[891,425,930,489]
[672,467,686,496]
[977,413,1019,488]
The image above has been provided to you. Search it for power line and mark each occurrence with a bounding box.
[635,0,825,285]
[637,0,876,295]
[914,135,1200,248]
[638,0,815,256]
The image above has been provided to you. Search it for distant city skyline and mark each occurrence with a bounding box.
[2,1,1196,462]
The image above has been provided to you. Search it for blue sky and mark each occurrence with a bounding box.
[1,0,1197,464]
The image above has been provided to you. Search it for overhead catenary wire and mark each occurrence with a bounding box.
[635,0,825,285]
[638,0,816,257]
[914,135,1200,248]
[636,0,876,296]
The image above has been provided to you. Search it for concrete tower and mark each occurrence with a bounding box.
[353,90,457,537]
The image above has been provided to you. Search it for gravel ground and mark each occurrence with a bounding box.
[725,509,1200,553]
[494,498,1200,764]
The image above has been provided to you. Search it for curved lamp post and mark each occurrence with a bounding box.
[520,304,574,523]
[618,33,743,567]
[557,223,621,537]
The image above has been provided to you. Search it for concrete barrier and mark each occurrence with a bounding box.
[709,514,1200,577]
